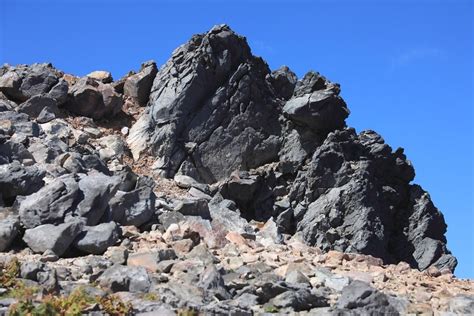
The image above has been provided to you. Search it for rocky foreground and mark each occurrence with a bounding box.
[0,24,472,314]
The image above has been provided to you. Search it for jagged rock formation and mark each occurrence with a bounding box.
[0,24,468,315]
[126,24,455,272]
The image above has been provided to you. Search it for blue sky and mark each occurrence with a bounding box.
[1,0,472,278]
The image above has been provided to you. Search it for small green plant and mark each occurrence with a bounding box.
[9,287,95,316]
[264,305,280,313]
[0,258,21,289]
[142,292,159,301]
[4,282,39,299]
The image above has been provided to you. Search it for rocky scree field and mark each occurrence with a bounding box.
[0,24,471,315]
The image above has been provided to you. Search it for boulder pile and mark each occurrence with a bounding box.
[0,24,470,314]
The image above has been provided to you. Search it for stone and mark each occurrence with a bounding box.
[447,295,474,314]
[98,265,151,293]
[97,135,125,161]
[285,270,310,285]
[74,222,122,255]
[23,221,83,257]
[269,66,297,100]
[283,76,349,131]
[0,216,19,251]
[0,63,59,102]
[197,265,231,300]
[105,246,129,265]
[173,198,210,219]
[108,184,156,227]
[48,78,68,105]
[76,173,120,225]
[270,288,329,311]
[19,175,80,229]
[257,217,283,246]
[288,128,453,272]
[87,70,113,83]
[17,95,59,122]
[123,61,158,106]
[0,161,44,205]
[336,280,400,315]
[65,77,122,119]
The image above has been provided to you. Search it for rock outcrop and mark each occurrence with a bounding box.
[0,24,468,315]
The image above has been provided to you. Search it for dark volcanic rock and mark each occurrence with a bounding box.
[0,161,44,205]
[128,24,283,182]
[19,175,80,229]
[283,72,349,132]
[124,60,158,106]
[288,128,454,270]
[74,222,122,255]
[0,25,457,279]
[65,77,122,119]
[335,280,400,315]
[0,63,60,102]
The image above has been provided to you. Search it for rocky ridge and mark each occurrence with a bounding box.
[0,24,471,314]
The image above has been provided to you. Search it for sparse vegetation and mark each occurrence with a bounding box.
[264,305,280,313]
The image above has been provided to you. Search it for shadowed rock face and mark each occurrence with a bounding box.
[0,24,456,275]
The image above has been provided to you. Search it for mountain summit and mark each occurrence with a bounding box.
[0,25,468,315]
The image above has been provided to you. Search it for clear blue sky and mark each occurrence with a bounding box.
[1,0,472,278]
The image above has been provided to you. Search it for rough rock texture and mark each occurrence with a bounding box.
[0,24,468,315]
[128,24,282,183]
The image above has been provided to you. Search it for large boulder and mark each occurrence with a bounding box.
[335,280,400,315]
[75,173,120,225]
[19,175,80,229]
[23,221,83,256]
[65,77,122,119]
[108,178,156,227]
[16,95,59,123]
[0,63,60,102]
[74,222,122,255]
[0,161,44,205]
[123,60,158,106]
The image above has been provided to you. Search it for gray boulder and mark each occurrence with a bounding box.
[197,265,230,300]
[74,222,122,255]
[0,161,44,205]
[447,295,474,314]
[19,175,79,229]
[0,216,20,251]
[282,72,349,132]
[65,77,122,119]
[336,280,399,315]
[269,66,297,100]
[17,95,59,122]
[0,63,59,102]
[76,173,120,225]
[23,221,83,256]
[123,60,158,106]
[270,288,328,311]
[108,178,155,227]
[98,265,151,293]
